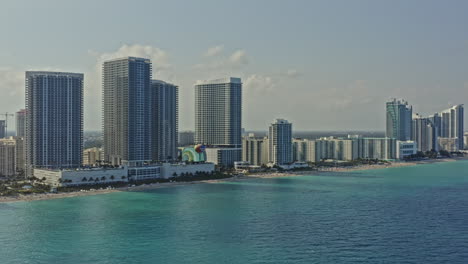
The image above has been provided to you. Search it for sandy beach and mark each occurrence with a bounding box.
[0,158,462,203]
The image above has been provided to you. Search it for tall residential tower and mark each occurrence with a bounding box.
[195,77,242,167]
[439,104,464,150]
[0,120,5,139]
[16,109,26,138]
[25,71,84,175]
[102,57,152,165]
[268,119,293,165]
[386,99,412,141]
[151,80,178,162]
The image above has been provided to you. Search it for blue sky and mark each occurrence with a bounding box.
[0,0,467,131]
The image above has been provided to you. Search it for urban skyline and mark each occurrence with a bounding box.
[1,1,468,132]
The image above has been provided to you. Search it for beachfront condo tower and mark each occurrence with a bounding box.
[268,119,293,165]
[386,99,412,141]
[151,80,179,162]
[194,77,242,167]
[25,71,84,176]
[102,57,152,166]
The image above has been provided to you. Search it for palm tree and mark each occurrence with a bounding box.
[101,176,106,181]
[110,175,115,180]
[82,177,87,182]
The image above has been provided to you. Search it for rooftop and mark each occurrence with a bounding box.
[195,77,241,86]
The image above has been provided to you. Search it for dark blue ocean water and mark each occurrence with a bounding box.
[1,160,468,264]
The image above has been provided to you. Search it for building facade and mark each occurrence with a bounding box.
[354,137,397,160]
[205,147,242,167]
[16,109,26,138]
[396,140,417,159]
[83,147,104,166]
[102,57,152,165]
[178,131,195,147]
[268,119,292,165]
[194,77,242,167]
[439,105,464,150]
[243,135,268,166]
[25,71,84,176]
[0,120,5,138]
[194,77,242,147]
[464,132,468,150]
[386,99,412,141]
[34,167,129,187]
[151,80,178,162]
[0,138,16,176]
[412,114,437,152]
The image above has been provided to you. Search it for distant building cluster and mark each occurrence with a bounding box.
[239,99,464,169]
[0,57,465,182]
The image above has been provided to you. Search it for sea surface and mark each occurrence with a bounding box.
[1,160,468,264]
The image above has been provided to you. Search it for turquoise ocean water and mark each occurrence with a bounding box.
[1,160,468,263]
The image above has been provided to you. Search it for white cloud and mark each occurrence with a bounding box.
[93,44,172,75]
[0,69,25,132]
[286,69,301,78]
[244,74,275,94]
[0,69,23,98]
[313,80,374,109]
[204,45,224,57]
[228,49,249,65]
[194,48,250,73]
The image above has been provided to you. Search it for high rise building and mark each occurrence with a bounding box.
[102,57,152,165]
[16,109,26,138]
[15,137,24,175]
[268,119,292,165]
[195,77,242,147]
[25,71,83,176]
[353,137,397,160]
[243,135,268,166]
[412,114,437,152]
[151,80,178,162]
[439,105,464,150]
[386,99,412,141]
[0,138,16,177]
[428,113,441,137]
[302,137,358,162]
[194,77,242,166]
[0,120,5,138]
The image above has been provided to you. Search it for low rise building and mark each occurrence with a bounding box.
[34,167,129,187]
[126,163,161,181]
[396,141,418,159]
[205,147,242,167]
[438,137,459,152]
[83,147,104,166]
[178,131,195,147]
[161,162,215,178]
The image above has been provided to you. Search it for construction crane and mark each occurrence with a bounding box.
[0,112,14,138]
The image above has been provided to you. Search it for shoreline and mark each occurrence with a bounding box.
[1,157,465,204]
